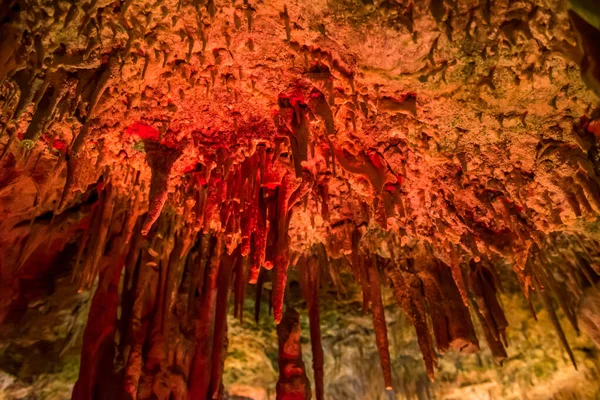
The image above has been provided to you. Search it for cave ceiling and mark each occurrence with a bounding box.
[1,0,600,399]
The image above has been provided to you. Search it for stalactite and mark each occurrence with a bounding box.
[575,252,598,286]
[272,172,300,324]
[70,198,98,283]
[119,217,146,351]
[479,267,508,343]
[187,233,211,327]
[334,147,387,193]
[574,234,600,275]
[189,235,223,398]
[234,255,249,323]
[318,177,330,221]
[141,143,183,235]
[449,245,469,307]
[387,266,437,380]
[73,210,141,400]
[162,223,196,336]
[86,55,121,119]
[300,253,324,400]
[279,107,309,178]
[536,254,580,333]
[23,71,76,142]
[203,173,226,233]
[59,122,94,212]
[367,257,393,391]
[532,269,578,370]
[254,268,265,323]
[472,299,508,363]
[419,269,450,353]
[307,88,334,137]
[79,181,117,290]
[0,24,21,83]
[433,260,480,353]
[194,183,207,230]
[249,190,267,284]
[210,251,235,399]
[359,257,371,313]
[469,269,498,341]
[349,228,371,313]
[277,83,333,179]
[469,265,508,363]
[137,215,178,400]
[122,235,162,398]
[276,308,312,400]
[12,72,44,121]
[265,191,278,272]
[240,156,257,258]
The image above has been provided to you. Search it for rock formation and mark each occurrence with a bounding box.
[1,0,600,399]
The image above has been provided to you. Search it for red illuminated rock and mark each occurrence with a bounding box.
[1,0,600,398]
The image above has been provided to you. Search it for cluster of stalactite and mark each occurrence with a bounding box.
[520,233,600,368]
[2,67,600,400]
[50,151,600,399]
[2,106,600,396]
[3,80,600,396]
[71,203,244,399]
[59,150,303,398]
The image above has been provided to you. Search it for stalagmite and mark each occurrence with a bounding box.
[276,308,312,400]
